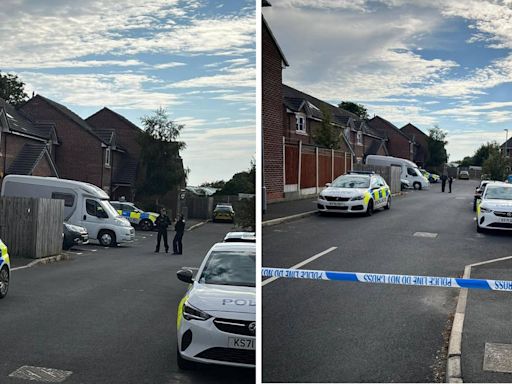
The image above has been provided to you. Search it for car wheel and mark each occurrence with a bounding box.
[63,241,72,250]
[98,230,116,247]
[366,200,374,216]
[0,266,9,299]
[384,197,391,210]
[476,220,484,233]
[413,182,421,190]
[140,219,152,231]
[177,345,195,370]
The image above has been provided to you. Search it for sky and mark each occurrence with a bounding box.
[264,0,512,162]
[0,0,255,186]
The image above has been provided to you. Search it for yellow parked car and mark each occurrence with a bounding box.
[0,239,10,299]
[212,204,235,222]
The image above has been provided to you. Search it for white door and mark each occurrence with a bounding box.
[81,198,108,240]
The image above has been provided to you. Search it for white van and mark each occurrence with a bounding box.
[365,155,429,190]
[1,175,134,247]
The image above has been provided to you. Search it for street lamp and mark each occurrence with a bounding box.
[505,129,509,158]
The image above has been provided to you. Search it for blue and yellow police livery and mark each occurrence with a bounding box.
[317,171,391,216]
[110,201,159,231]
[0,239,10,299]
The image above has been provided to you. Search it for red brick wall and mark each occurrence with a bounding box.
[21,97,109,189]
[32,155,54,176]
[86,109,141,157]
[369,118,412,160]
[401,125,428,166]
[263,19,284,200]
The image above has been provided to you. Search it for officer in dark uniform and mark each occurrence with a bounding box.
[155,208,171,253]
[449,176,454,193]
[441,174,448,192]
[173,215,185,255]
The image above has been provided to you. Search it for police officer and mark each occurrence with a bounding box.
[155,208,171,253]
[173,215,185,255]
[441,174,448,192]
[449,176,454,193]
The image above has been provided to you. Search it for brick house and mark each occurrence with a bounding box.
[86,107,142,201]
[0,98,59,179]
[282,84,354,154]
[367,115,415,161]
[401,123,429,167]
[348,119,388,164]
[20,95,118,193]
[262,4,289,202]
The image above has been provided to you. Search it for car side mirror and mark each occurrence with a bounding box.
[325,183,331,187]
[177,269,194,284]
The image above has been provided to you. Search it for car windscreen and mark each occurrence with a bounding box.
[101,200,121,218]
[215,207,233,212]
[331,176,370,188]
[485,187,512,200]
[199,250,255,287]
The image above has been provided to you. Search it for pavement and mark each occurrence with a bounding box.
[460,257,512,382]
[262,180,512,383]
[263,197,317,222]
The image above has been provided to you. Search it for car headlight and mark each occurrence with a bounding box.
[480,207,492,213]
[183,301,211,321]
[351,195,364,201]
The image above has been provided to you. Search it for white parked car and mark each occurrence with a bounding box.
[176,242,255,369]
[317,172,391,216]
[476,183,512,232]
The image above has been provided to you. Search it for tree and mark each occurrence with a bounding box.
[458,156,473,167]
[338,101,369,119]
[483,147,509,181]
[473,142,500,166]
[426,126,448,167]
[217,161,255,195]
[0,71,28,107]
[137,108,187,199]
[200,180,226,189]
[312,107,339,149]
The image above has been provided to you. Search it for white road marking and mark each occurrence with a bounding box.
[91,249,97,252]
[9,365,72,382]
[76,253,83,255]
[262,246,337,286]
[413,232,438,238]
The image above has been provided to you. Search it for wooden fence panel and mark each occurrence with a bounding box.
[0,197,63,259]
[285,145,298,185]
[300,152,316,188]
[334,152,345,179]
[318,150,332,186]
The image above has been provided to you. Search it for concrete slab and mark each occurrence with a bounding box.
[413,231,438,238]
[483,343,512,373]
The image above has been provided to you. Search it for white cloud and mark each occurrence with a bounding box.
[153,62,186,69]
[21,72,181,110]
[447,130,507,161]
[169,67,255,88]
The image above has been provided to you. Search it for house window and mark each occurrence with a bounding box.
[295,113,306,133]
[356,131,363,146]
[356,157,362,164]
[410,142,414,154]
[105,147,111,167]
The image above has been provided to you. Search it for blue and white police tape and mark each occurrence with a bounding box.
[262,267,512,291]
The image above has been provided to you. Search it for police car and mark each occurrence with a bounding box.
[476,183,512,232]
[110,201,158,231]
[0,239,10,299]
[317,171,391,215]
[176,242,255,369]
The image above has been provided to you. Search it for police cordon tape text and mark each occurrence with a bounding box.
[262,267,512,291]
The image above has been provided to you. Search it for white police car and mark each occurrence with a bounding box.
[0,239,10,299]
[476,183,512,232]
[317,172,391,215]
[176,242,255,369]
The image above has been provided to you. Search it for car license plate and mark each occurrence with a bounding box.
[228,337,254,350]
[499,218,512,223]
[330,202,346,207]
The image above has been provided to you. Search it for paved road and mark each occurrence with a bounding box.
[262,180,512,383]
[0,222,254,384]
